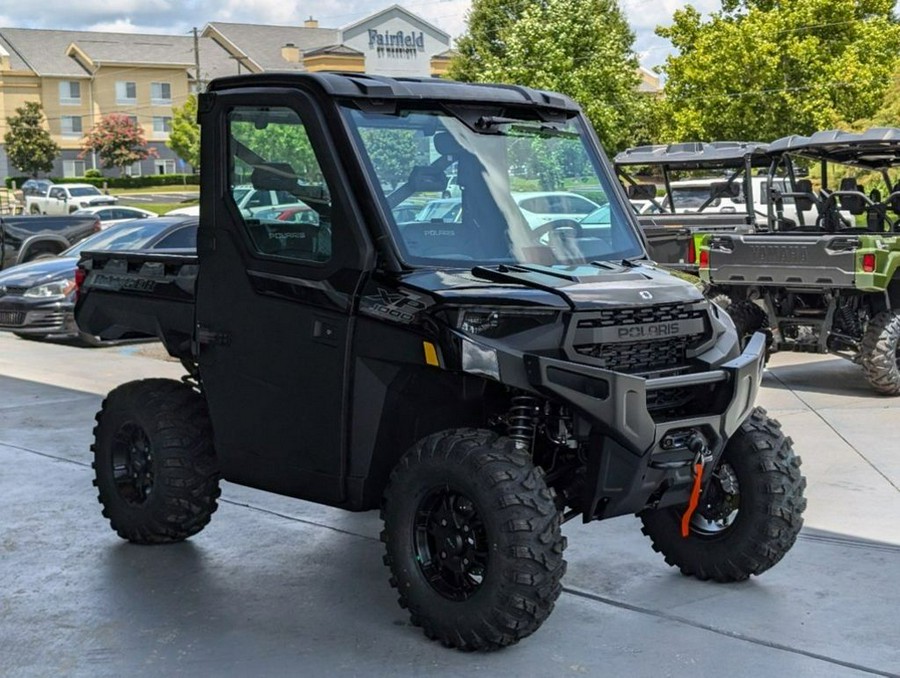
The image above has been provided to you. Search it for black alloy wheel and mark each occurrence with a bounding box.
[110,422,155,505]
[689,462,740,536]
[413,487,489,602]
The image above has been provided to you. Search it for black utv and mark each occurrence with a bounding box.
[74,73,806,651]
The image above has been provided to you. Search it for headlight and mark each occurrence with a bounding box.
[449,307,559,338]
[24,279,76,299]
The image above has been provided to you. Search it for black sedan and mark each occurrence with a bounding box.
[0,216,197,343]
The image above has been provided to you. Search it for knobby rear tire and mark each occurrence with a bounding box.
[860,311,900,396]
[92,378,220,544]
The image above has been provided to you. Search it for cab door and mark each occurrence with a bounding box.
[195,89,373,505]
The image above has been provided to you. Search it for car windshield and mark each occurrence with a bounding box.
[68,187,103,197]
[343,106,642,267]
[62,221,170,257]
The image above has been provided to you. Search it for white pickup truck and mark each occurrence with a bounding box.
[25,183,118,215]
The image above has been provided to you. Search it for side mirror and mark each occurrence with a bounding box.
[709,181,739,199]
[626,183,657,201]
[407,165,449,193]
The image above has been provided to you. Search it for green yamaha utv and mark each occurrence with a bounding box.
[697,128,900,394]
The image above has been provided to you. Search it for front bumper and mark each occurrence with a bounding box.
[460,329,766,520]
[0,297,77,336]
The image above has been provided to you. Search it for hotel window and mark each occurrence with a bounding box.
[116,81,137,104]
[153,116,173,137]
[156,159,176,174]
[126,115,139,127]
[151,82,172,104]
[61,116,83,137]
[62,160,87,178]
[59,81,81,105]
[125,161,142,177]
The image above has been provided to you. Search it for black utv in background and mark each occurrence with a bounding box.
[75,73,806,651]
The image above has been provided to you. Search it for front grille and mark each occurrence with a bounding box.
[572,303,710,375]
[575,303,706,329]
[0,311,25,326]
[576,336,700,374]
[2,286,29,296]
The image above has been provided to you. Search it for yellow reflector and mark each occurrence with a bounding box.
[423,342,440,367]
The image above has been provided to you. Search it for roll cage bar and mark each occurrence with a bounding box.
[613,141,771,216]
[765,128,900,233]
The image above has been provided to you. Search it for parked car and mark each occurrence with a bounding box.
[512,192,601,228]
[233,185,296,216]
[0,214,101,270]
[252,203,318,224]
[391,201,422,223]
[416,198,462,222]
[0,216,197,344]
[72,206,157,228]
[410,192,601,229]
[165,204,200,217]
[25,183,118,215]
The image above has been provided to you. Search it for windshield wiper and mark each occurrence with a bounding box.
[589,259,640,270]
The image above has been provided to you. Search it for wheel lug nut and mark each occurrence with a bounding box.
[440,519,447,526]
[462,525,469,533]
[440,551,447,559]
[462,558,469,565]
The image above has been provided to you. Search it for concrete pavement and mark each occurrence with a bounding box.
[0,333,898,677]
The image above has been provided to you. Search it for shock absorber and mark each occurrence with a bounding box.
[508,395,540,453]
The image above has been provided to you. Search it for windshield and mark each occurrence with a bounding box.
[69,186,103,197]
[63,220,169,257]
[343,107,643,267]
[670,186,718,209]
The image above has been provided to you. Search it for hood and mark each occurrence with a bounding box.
[400,263,704,311]
[0,257,76,290]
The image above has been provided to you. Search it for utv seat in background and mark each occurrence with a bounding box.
[865,189,888,233]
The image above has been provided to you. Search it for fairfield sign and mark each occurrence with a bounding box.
[367,29,426,57]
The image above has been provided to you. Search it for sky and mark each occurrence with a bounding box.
[0,0,722,69]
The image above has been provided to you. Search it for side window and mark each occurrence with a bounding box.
[227,106,332,263]
[50,188,65,200]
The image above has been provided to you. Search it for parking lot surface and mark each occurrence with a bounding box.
[1,332,898,677]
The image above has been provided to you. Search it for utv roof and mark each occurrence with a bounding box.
[768,128,900,169]
[613,141,771,169]
[205,72,580,112]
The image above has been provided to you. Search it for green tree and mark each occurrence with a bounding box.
[359,128,421,188]
[168,94,200,171]
[658,0,900,142]
[81,114,158,176]
[453,0,645,152]
[450,0,534,82]
[3,101,60,177]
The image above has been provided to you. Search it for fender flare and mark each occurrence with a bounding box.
[16,234,70,264]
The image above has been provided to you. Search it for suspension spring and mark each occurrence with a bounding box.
[508,395,541,453]
[837,305,862,338]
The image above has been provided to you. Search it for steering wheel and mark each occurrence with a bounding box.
[531,218,583,241]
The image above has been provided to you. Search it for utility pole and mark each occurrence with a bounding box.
[193,27,202,93]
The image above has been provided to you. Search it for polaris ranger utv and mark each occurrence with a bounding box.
[696,128,900,395]
[75,73,805,651]
[613,141,772,275]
